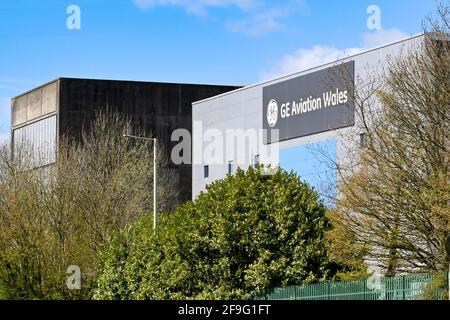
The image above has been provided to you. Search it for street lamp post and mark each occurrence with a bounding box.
[123,134,157,230]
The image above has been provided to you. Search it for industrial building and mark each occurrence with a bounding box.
[10,34,435,206]
[192,34,427,201]
[11,78,239,205]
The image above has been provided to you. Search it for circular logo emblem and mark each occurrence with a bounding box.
[266,99,278,128]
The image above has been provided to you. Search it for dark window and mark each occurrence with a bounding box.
[228,161,233,174]
[359,133,367,147]
[254,155,260,168]
[204,165,209,178]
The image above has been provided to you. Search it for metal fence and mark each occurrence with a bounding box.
[255,273,447,300]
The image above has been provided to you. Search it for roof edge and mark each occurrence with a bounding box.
[12,77,242,100]
[11,78,61,100]
[192,32,426,106]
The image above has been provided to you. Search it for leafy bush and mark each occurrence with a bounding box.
[420,271,449,300]
[94,166,340,300]
[0,111,172,299]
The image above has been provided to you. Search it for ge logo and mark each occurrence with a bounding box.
[267,99,278,128]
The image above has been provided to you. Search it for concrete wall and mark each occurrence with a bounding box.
[12,80,58,128]
[57,78,239,206]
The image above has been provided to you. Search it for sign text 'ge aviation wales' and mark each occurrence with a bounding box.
[263,61,355,144]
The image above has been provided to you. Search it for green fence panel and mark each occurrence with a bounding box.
[255,273,447,300]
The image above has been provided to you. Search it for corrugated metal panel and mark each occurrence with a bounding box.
[13,115,57,168]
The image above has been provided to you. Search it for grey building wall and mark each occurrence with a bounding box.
[11,78,239,207]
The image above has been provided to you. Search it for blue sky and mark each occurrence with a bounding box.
[280,140,337,206]
[0,0,438,140]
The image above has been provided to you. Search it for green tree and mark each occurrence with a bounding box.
[0,111,174,299]
[327,5,450,275]
[94,166,340,300]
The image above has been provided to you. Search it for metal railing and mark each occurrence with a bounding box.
[255,273,447,300]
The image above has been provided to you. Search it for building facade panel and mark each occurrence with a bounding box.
[192,34,426,201]
[13,115,57,168]
[12,95,27,127]
[26,89,42,120]
[41,82,58,116]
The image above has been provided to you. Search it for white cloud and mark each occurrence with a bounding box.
[226,1,306,36]
[0,97,11,134]
[132,0,305,36]
[363,28,408,48]
[261,28,408,80]
[226,7,285,36]
[133,0,259,16]
[0,97,10,147]
[0,132,10,147]
[0,98,11,147]
[261,46,362,80]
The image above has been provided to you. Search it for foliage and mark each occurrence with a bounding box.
[94,166,341,300]
[0,111,171,299]
[327,5,450,276]
[420,271,449,300]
